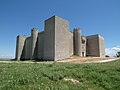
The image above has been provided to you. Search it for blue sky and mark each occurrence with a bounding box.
[0,0,120,58]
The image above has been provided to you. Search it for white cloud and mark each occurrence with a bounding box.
[0,53,14,59]
[105,46,120,57]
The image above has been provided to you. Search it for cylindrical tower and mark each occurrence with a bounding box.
[73,28,82,56]
[30,28,38,59]
[15,35,26,60]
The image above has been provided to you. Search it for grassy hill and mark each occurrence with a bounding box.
[0,60,120,90]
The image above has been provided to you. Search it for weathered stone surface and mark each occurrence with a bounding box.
[81,36,86,57]
[55,16,73,60]
[15,36,27,60]
[38,32,44,60]
[73,28,82,56]
[24,37,31,59]
[86,34,105,57]
[43,16,55,60]
[98,35,105,57]
[31,28,38,59]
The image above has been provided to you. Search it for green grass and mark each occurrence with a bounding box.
[0,60,120,90]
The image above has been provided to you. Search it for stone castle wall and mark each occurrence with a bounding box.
[38,32,44,59]
[43,16,55,60]
[81,36,86,57]
[31,28,38,59]
[15,16,105,61]
[24,37,31,59]
[86,34,105,57]
[55,16,73,60]
[99,35,105,57]
[73,28,82,56]
[15,36,27,60]
[69,32,73,56]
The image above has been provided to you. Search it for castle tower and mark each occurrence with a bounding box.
[30,28,38,59]
[15,35,26,60]
[44,16,73,60]
[86,34,105,57]
[73,28,82,56]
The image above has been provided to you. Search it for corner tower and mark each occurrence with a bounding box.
[73,28,82,56]
[30,28,38,59]
[15,35,26,60]
[86,34,105,57]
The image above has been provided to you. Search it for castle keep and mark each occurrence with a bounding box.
[15,16,105,60]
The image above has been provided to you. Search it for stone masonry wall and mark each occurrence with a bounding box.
[81,36,86,57]
[43,16,55,60]
[38,32,44,59]
[15,36,27,60]
[86,35,100,57]
[24,37,31,59]
[69,32,73,56]
[98,35,105,57]
[31,28,38,59]
[73,28,82,56]
[55,16,73,60]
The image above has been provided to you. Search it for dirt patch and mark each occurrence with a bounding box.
[57,56,119,63]
[63,77,80,84]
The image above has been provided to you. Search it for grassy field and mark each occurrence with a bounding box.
[0,60,120,90]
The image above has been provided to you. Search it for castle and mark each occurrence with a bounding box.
[15,16,105,60]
